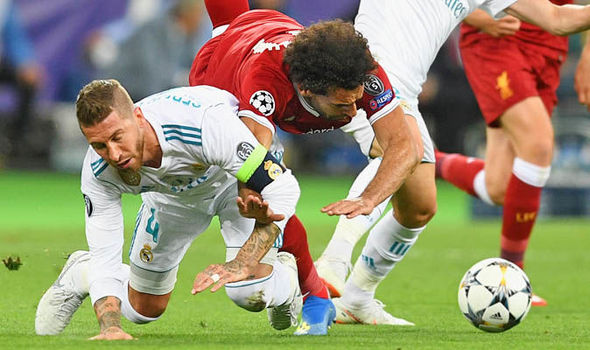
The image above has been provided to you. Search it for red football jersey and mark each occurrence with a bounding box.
[460,0,573,59]
[189,10,398,135]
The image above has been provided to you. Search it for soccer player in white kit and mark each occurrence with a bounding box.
[35,80,303,339]
[315,0,590,325]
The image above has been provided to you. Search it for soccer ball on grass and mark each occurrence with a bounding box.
[458,258,532,333]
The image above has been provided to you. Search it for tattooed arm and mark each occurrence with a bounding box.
[89,296,134,340]
[192,222,280,293]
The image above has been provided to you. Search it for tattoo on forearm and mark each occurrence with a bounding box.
[235,223,280,269]
[94,296,123,332]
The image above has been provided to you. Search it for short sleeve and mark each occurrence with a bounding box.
[358,63,401,125]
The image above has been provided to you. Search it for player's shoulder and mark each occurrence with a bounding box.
[139,86,239,124]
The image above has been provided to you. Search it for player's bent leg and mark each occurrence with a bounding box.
[336,163,436,325]
[315,157,390,297]
[204,0,249,29]
[35,251,91,335]
[497,98,553,271]
[278,216,335,334]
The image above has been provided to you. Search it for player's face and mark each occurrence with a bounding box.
[302,86,364,122]
[81,108,145,172]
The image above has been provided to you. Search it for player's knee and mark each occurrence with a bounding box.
[405,201,437,227]
[225,283,268,312]
[521,138,553,165]
[130,295,169,318]
[133,301,168,318]
[416,202,436,226]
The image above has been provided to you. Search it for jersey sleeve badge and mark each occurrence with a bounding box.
[249,90,276,116]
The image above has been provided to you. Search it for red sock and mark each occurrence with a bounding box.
[205,0,249,28]
[436,150,484,197]
[500,173,542,269]
[279,215,329,299]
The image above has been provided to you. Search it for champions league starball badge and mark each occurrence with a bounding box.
[249,90,275,116]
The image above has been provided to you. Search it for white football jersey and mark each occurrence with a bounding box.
[80,85,295,299]
[355,0,516,104]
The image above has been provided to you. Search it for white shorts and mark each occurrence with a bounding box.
[128,183,281,294]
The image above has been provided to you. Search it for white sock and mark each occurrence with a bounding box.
[342,211,424,307]
[473,170,495,206]
[321,157,391,263]
[513,157,551,187]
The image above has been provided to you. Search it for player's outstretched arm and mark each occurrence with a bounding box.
[464,9,521,37]
[192,223,281,293]
[322,107,420,218]
[506,0,590,36]
[89,296,134,340]
[575,33,590,111]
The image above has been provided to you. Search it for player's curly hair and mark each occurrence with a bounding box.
[284,20,376,95]
[76,79,134,127]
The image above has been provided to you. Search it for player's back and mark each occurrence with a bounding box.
[189,10,303,94]
[355,0,512,102]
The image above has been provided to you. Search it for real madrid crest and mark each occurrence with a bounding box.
[118,169,141,186]
[264,160,283,180]
[140,244,153,263]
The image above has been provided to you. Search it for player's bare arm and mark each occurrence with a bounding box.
[239,116,273,148]
[464,9,521,37]
[192,223,281,293]
[506,0,590,35]
[89,296,133,340]
[322,107,420,218]
[575,32,590,110]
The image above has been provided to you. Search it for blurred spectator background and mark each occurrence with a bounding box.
[0,0,588,194]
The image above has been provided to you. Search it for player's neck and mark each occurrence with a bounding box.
[142,120,162,168]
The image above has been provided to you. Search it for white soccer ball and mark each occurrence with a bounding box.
[458,258,532,333]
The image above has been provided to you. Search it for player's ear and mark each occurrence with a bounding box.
[133,106,145,123]
[297,85,312,97]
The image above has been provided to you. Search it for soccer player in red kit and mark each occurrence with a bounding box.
[190,0,423,333]
[435,2,590,307]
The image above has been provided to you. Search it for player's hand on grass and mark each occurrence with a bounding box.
[89,326,134,340]
[237,194,284,224]
[321,197,376,219]
[192,260,253,294]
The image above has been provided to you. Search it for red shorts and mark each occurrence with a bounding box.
[460,38,565,127]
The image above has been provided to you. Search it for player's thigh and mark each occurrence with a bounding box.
[484,127,515,204]
[392,162,436,228]
[130,193,213,276]
[498,96,554,166]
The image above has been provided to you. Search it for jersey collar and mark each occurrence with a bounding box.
[293,83,320,117]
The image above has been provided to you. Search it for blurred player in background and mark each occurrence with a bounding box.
[190,0,427,332]
[314,0,590,325]
[436,3,590,306]
[0,0,44,155]
[35,80,303,339]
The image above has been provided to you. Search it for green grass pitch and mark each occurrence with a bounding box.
[0,171,589,349]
